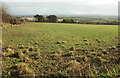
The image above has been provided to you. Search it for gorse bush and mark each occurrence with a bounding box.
[62,19,75,23]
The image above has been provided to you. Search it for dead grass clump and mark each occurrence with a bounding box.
[62,41,67,44]
[75,56,88,62]
[6,47,14,53]
[91,52,97,56]
[30,52,41,59]
[7,52,19,58]
[97,53,104,57]
[25,45,31,49]
[83,39,88,41]
[3,52,14,57]
[56,41,62,44]
[85,42,89,45]
[76,48,82,51]
[34,42,38,45]
[83,56,89,62]
[102,50,108,55]
[15,63,35,76]
[69,46,76,51]
[19,44,25,49]
[19,51,25,59]
[111,46,116,49]
[116,45,120,48]
[96,39,101,43]
[91,57,102,66]
[4,51,23,58]
[34,47,39,51]
[59,45,65,48]
[62,51,74,57]
[115,57,120,64]
[66,60,82,75]
[50,54,61,60]
[23,49,30,54]
[29,47,34,51]
[23,56,32,63]
[86,54,94,59]
[75,43,79,45]
[75,56,84,62]
[55,49,63,54]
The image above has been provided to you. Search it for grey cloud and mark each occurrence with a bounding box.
[6,2,118,16]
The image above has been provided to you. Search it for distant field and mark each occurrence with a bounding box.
[2,23,120,77]
[59,16,117,21]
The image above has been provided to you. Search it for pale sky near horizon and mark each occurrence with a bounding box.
[1,0,119,16]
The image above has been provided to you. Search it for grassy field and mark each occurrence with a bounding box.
[2,22,120,77]
[59,16,117,21]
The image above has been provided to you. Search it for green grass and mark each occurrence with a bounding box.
[3,23,118,51]
[2,22,119,77]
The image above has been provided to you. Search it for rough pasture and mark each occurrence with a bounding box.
[2,23,120,77]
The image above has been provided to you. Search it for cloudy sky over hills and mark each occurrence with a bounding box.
[2,0,119,16]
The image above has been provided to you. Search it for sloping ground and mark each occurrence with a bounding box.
[2,23,120,77]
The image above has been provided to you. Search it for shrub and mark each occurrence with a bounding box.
[62,19,75,23]
[47,15,57,23]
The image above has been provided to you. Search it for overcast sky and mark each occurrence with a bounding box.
[1,0,119,16]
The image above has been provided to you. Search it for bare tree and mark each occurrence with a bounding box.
[0,2,14,23]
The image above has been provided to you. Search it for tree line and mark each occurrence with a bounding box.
[34,14,57,23]
[33,14,118,25]
[34,14,75,23]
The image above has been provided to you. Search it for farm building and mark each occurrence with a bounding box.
[57,19,63,22]
[21,17,36,22]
